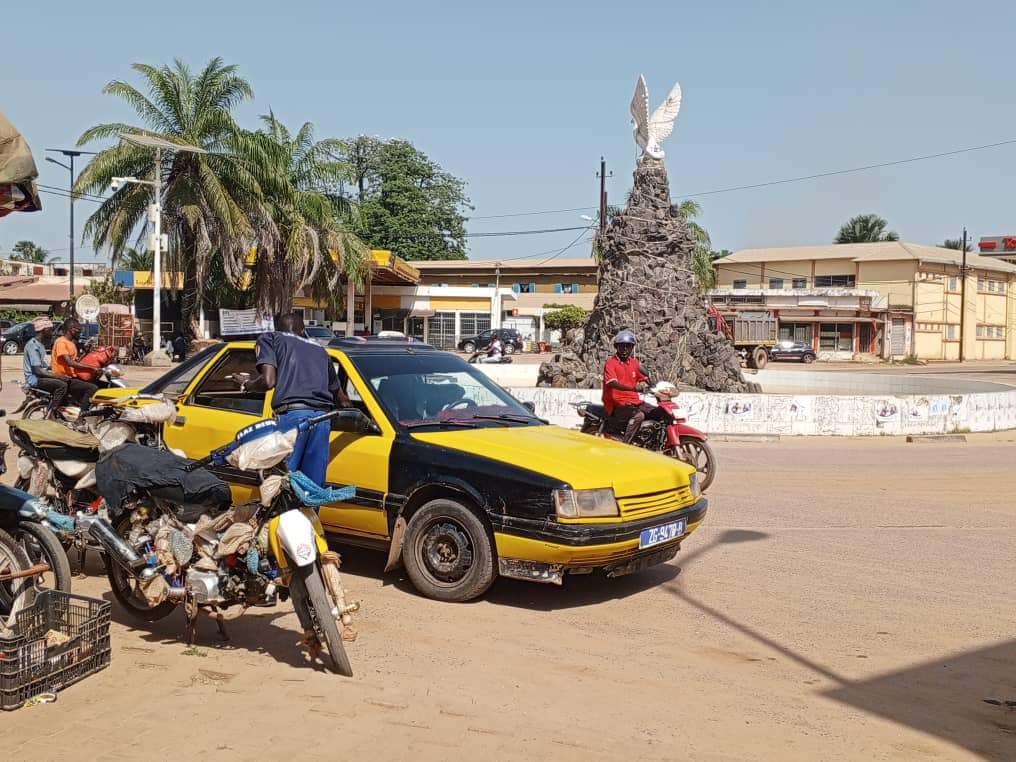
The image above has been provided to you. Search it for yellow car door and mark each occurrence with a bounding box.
[318,351,394,541]
[162,344,267,504]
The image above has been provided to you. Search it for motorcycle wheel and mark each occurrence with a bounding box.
[16,521,72,596]
[0,526,35,619]
[672,437,716,491]
[105,511,175,622]
[22,401,48,420]
[290,563,353,676]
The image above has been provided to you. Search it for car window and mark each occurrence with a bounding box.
[188,348,265,415]
[478,330,491,340]
[351,352,540,428]
[305,326,333,338]
[142,344,223,399]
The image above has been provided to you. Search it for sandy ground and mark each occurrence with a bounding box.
[0,360,1014,759]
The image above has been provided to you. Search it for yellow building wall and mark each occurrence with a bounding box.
[914,281,946,322]
[430,296,491,311]
[757,260,813,287]
[812,258,858,277]
[716,262,762,288]
[857,261,915,308]
[978,292,1007,325]
[914,330,944,360]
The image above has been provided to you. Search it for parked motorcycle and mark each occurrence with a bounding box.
[6,396,178,570]
[467,353,513,364]
[571,386,717,490]
[0,524,36,622]
[90,408,366,675]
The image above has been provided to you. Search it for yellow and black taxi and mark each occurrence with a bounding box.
[114,338,707,601]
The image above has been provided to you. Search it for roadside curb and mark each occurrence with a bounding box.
[906,434,967,444]
[710,434,782,443]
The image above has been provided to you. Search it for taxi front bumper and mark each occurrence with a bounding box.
[493,497,707,584]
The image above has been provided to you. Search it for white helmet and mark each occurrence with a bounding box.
[650,381,677,398]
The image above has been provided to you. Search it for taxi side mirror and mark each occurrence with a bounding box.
[521,401,536,414]
[331,408,381,435]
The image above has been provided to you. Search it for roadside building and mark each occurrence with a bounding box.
[712,242,1016,361]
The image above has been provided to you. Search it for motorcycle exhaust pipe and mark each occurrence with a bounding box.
[82,516,147,571]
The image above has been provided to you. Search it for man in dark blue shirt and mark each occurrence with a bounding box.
[240,313,350,486]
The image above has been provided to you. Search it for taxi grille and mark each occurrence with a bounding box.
[617,487,693,520]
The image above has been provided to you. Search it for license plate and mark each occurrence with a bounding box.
[639,519,686,549]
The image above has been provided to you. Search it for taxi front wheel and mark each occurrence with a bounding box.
[403,498,495,602]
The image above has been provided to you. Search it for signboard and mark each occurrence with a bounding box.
[977,236,1016,257]
[219,309,274,336]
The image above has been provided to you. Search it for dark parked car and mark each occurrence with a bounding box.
[768,340,817,363]
[2,320,99,355]
[302,324,338,346]
[457,328,523,355]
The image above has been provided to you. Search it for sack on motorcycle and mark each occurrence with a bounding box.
[95,443,232,514]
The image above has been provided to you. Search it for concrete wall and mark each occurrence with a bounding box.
[496,368,1016,436]
[508,385,1016,437]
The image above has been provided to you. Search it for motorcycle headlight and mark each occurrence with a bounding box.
[688,472,701,498]
[553,488,618,519]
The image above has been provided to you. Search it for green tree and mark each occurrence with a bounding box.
[231,113,368,313]
[82,274,134,306]
[11,240,50,263]
[542,303,589,333]
[347,137,471,260]
[672,200,717,290]
[834,214,899,243]
[118,247,154,270]
[942,238,973,252]
[74,57,267,333]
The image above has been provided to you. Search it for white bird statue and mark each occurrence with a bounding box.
[630,75,683,160]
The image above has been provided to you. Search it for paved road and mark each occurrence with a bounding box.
[1,359,1012,760]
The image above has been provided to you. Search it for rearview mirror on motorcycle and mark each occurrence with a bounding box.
[330,408,379,435]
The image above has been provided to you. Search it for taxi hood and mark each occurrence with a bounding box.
[411,424,693,497]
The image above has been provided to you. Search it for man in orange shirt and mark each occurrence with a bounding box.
[602,329,649,443]
[51,318,98,407]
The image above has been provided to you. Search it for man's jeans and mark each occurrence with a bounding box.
[277,408,331,487]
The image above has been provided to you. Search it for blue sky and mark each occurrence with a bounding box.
[3,0,1015,264]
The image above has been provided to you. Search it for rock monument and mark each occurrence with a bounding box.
[537,76,757,393]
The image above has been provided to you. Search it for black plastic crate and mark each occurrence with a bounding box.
[0,590,111,710]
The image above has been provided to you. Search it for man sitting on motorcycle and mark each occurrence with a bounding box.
[23,317,69,419]
[469,333,505,364]
[602,329,650,443]
[51,318,99,407]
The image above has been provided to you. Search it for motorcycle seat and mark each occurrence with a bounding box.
[585,403,607,418]
[42,445,101,463]
[25,386,53,399]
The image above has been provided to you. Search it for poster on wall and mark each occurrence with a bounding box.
[219,309,274,336]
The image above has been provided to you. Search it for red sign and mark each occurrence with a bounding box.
[1004,237,1016,249]
[979,240,997,249]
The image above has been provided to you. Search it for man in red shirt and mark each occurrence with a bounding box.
[602,329,649,442]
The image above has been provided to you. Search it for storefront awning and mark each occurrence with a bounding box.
[407,307,435,318]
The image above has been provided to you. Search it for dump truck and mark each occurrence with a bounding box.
[707,305,778,369]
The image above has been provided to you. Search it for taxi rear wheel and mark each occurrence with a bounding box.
[403,498,495,602]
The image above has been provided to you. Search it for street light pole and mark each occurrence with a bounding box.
[45,149,84,303]
[958,227,969,362]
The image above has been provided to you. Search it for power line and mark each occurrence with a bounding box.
[467,136,1016,219]
[535,227,596,266]
[466,225,589,238]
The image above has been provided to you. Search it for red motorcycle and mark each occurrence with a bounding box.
[571,382,716,490]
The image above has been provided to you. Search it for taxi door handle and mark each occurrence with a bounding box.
[173,416,186,425]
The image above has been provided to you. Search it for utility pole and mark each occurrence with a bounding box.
[597,157,612,235]
[151,146,162,353]
[958,226,969,362]
[45,149,86,303]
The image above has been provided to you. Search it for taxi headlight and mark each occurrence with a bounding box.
[553,488,618,518]
[688,472,701,498]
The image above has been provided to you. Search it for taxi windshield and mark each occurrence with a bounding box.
[349,352,542,429]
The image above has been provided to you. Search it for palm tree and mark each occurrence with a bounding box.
[74,57,269,333]
[118,247,154,270]
[11,240,50,264]
[671,200,717,290]
[231,113,368,314]
[834,214,899,243]
[942,238,973,252]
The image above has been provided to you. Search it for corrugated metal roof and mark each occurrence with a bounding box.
[722,242,1016,274]
[0,282,87,303]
